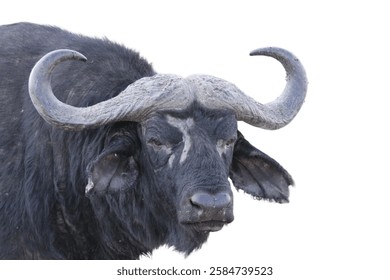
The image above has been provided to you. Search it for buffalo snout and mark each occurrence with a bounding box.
[179,190,234,232]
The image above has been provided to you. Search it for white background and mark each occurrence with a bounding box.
[1,0,389,279]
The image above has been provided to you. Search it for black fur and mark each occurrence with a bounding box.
[0,23,293,259]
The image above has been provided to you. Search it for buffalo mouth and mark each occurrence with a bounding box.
[181,220,232,233]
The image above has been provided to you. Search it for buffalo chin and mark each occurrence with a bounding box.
[168,220,231,255]
[182,221,227,233]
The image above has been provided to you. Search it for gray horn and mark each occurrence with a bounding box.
[29,47,307,130]
[28,49,191,130]
[190,47,308,130]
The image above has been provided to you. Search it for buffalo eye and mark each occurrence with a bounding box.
[147,137,164,149]
[217,137,237,152]
[225,137,237,148]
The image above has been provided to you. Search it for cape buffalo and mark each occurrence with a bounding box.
[0,22,307,259]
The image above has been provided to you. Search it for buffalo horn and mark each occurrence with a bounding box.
[189,47,308,130]
[29,47,307,130]
[29,49,191,130]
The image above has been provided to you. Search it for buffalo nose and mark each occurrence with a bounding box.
[190,192,232,210]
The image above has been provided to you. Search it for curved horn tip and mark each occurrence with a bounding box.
[29,49,88,94]
[238,47,307,129]
[248,47,308,81]
[70,50,87,62]
[47,49,88,63]
[28,49,89,130]
[30,49,88,80]
[249,47,298,59]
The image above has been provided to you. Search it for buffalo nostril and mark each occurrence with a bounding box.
[190,192,232,210]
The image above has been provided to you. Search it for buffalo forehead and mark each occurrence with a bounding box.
[166,115,194,164]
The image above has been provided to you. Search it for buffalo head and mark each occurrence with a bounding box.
[28,47,307,254]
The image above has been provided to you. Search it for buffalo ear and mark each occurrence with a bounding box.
[229,131,293,203]
[86,152,139,195]
[85,125,140,195]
